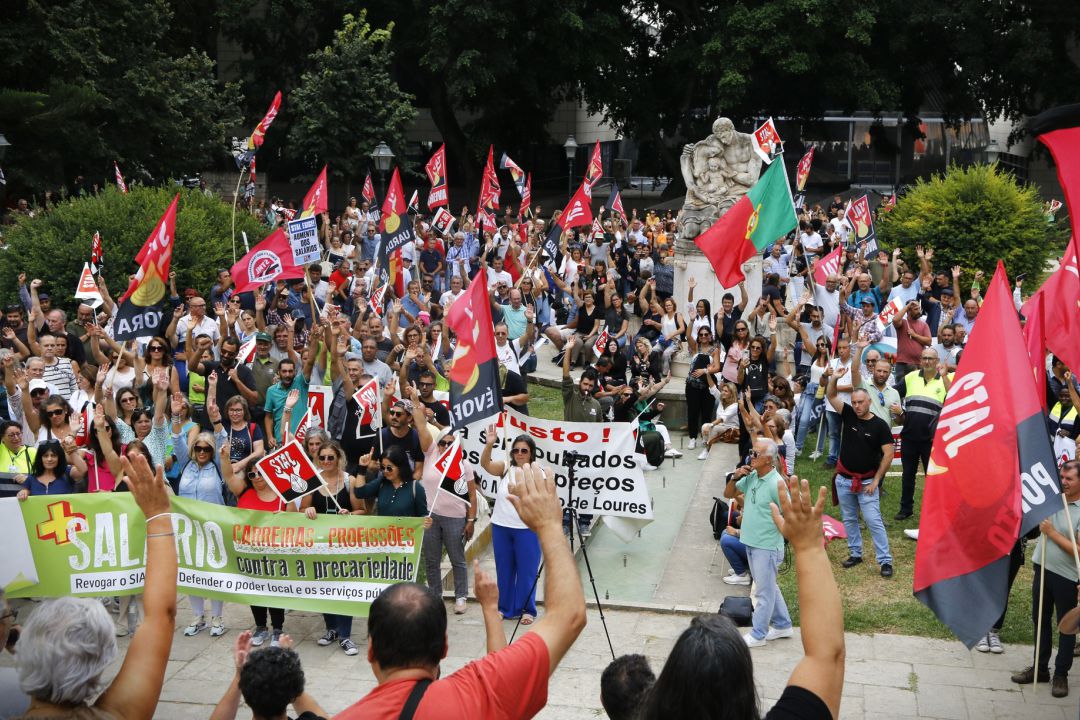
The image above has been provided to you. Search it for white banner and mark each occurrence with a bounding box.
[458,409,653,540]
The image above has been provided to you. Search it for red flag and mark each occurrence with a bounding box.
[1022,290,1048,408]
[362,173,376,204]
[446,272,502,427]
[90,231,103,274]
[237,91,282,168]
[432,438,470,507]
[237,336,257,363]
[520,173,532,216]
[583,141,602,196]
[592,327,610,358]
[114,194,178,340]
[559,182,593,230]
[380,168,406,233]
[74,263,103,308]
[368,280,387,317]
[408,189,419,213]
[795,148,814,192]
[255,439,324,503]
[813,245,843,285]
[591,218,604,239]
[352,378,381,425]
[425,144,449,209]
[301,166,328,217]
[751,117,783,164]
[478,145,500,212]
[249,156,257,186]
[114,161,127,194]
[915,262,1061,647]
[478,208,498,234]
[230,228,306,293]
[1022,236,1080,377]
[606,184,624,218]
[844,195,878,254]
[280,207,296,222]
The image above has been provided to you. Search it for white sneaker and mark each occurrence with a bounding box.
[987,631,1004,654]
[974,635,990,653]
[454,598,467,615]
[904,529,919,540]
[688,439,697,449]
[114,620,129,637]
[766,626,794,640]
[743,632,767,648]
[209,616,226,637]
[697,448,709,460]
[725,568,737,576]
[664,448,683,458]
[183,616,205,636]
[723,572,751,586]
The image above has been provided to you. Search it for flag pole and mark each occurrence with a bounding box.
[1034,535,1048,694]
[1058,494,1080,581]
[230,165,245,265]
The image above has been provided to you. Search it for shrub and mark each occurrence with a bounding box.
[0,186,267,311]
[878,163,1065,285]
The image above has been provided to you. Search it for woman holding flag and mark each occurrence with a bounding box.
[409,384,478,615]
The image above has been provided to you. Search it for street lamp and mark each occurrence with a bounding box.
[370,141,394,197]
[986,138,1001,165]
[563,135,578,200]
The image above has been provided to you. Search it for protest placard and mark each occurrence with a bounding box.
[287,216,321,266]
[2,495,423,615]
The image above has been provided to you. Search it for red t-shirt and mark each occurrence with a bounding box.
[333,632,549,720]
[237,489,285,512]
[895,317,931,364]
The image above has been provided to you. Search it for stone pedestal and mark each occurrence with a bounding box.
[669,236,761,379]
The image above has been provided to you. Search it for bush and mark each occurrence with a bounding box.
[878,163,1065,285]
[0,186,268,311]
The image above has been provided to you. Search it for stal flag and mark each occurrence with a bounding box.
[255,439,325,503]
[432,207,456,236]
[114,194,178,341]
[477,208,498,234]
[306,387,332,431]
[90,231,103,274]
[300,166,328,217]
[407,189,419,214]
[591,218,605,239]
[752,117,783,164]
[520,172,532,217]
[74,263,103,308]
[368,280,387,317]
[1022,290,1048,408]
[352,379,381,426]
[592,327,610,358]
[446,272,502,428]
[362,173,376,204]
[500,153,527,198]
[914,263,1061,648]
[583,141,603,196]
[694,160,797,287]
[812,244,843,285]
[293,408,314,443]
[478,145,500,211]
[113,162,127,193]
[230,227,306,294]
[432,438,470,507]
[559,182,594,230]
[425,144,449,209]
[237,336,257,363]
[1021,234,1080,377]
[236,91,282,168]
[377,167,414,263]
[606,183,625,218]
[844,195,878,255]
[795,148,814,192]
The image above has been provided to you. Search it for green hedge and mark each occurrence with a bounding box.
[0,186,268,311]
[878,163,1065,285]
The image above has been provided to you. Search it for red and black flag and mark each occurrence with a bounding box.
[606,183,625,219]
[425,143,449,210]
[478,145,500,212]
[114,194,178,340]
[236,91,282,169]
[446,271,502,428]
[375,168,414,296]
[362,173,376,204]
[583,141,602,196]
[90,231,104,274]
[520,172,532,218]
[432,437,470,507]
[914,263,1061,648]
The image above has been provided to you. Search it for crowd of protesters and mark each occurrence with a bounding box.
[0,184,1077,717]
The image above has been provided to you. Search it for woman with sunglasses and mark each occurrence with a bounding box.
[301,441,365,656]
[686,324,722,452]
[699,378,741,458]
[354,445,430,520]
[14,438,86,499]
[25,395,76,446]
[481,427,543,624]
[219,444,299,649]
[87,405,121,492]
[134,335,178,408]
[171,391,229,638]
[721,321,751,384]
[629,336,661,384]
[794,336,831,455]
[108,370,171,467]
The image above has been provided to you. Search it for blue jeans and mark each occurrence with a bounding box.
[834,474,892,565]
[745,546,791,640]
[492,524,541,618]
[818,410,841,463]
[794,383,820,453]
[720,532,749,574]
[323,613,353,640]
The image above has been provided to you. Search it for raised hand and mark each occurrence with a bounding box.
[284,388,300,411]
[120,452,171,520]
[769,476,826,551]
[951,265,961,279]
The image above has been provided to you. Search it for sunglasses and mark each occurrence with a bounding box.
[318,454,337,462]
[194,446,213,453]
[121,396,138,403]
[47,409,66,417]
[31,389,47,397]
[149,345,165,352]
[437,440,453,448]
[511,447,531,454]
[749,450,762,458]
[389,410,406,417]
[380,464,395,472]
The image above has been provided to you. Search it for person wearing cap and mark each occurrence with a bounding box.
[837,277,884,346]
[1012,459,1080,698]
[848,272,887,313]
[0,419,36,475]
[369,386,423,481]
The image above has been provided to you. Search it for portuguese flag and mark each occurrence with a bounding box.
[694,160,797,287]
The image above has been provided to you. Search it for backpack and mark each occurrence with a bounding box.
[709,497,732,539]
[637,429,665,468]
[719,595,753,626]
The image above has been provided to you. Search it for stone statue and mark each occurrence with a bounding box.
[677,117,762,240]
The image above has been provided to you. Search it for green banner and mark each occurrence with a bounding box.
[0,495,424,617]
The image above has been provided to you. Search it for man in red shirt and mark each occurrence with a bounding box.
[334,463,587,720]
[891,300,931,384]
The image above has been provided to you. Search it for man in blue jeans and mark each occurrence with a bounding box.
[724,437,793,647]
[823,366,895,578]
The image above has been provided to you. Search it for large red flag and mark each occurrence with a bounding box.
[478,146,500,212]
[795,148,814,192]
[445,273,502,428]
[559,182,593,230]
[230,228,306,293]
[812,244,843,285]
[237,91,282,168]
[300,166,328,217]
[1022,237,1080,379]
[426,144,448,210]
[1021,289,1048,408]
[914,262,1061,648]
[114,194,178,340]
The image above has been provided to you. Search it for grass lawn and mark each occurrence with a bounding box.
[527,379,1036,643]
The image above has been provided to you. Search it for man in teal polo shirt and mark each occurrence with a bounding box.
[263,358,309,448]
[724,436,792,648]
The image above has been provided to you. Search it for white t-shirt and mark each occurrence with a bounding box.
[825,356,853,414]
[491,468,527,529]
[800,231,823,254]
[812,286,841,329]
[440,289,465,310]
[486,268,512,289]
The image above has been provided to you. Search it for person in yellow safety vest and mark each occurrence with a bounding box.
[1049,375,1078,441]
[894,351,952,521]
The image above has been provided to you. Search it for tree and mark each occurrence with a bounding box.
[0,187,266,309]
[287,12,416,185]
[877,164,1064,286]
[0,0,242,194]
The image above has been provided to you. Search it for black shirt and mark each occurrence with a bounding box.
[420,397,452,427]
[375,427,423,471]
[200,360,257,410]
[764,685,832,720]
[837,404,893,474]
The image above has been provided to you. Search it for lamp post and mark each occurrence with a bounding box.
[563,135,578,201]
[370,141,394,198]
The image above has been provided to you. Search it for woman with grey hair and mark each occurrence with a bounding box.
[15,452,177,720]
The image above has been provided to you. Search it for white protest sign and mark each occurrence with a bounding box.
[457,409,653,540]
[287,216,321,266]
